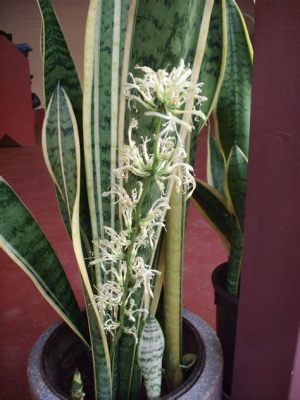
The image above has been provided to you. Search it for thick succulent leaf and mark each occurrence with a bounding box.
[38,0,92,253]
[198,0,227,127]
[42,84,78,226]
[214,0,253,159]
[0,177,88,345]
[226,144,248,232]
[70,130,112,399]
[192,178,236,248]
[164,191,184,389]
[37,0,82,117]
[42,84,92,264]
[85,301,112,400]
[138,316,165,400]
[227,226,243,297]
[126,1,217,393]
[83,0,132,287]
[207,128,226,195]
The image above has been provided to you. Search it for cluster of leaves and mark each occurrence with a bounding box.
[0,0,252,399]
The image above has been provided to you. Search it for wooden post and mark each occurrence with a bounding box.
[232,2,300,399]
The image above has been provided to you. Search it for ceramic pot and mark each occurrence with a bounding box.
[212,263,239,397]
[28,309,223,400]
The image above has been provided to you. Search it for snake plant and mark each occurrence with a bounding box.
[192,0,253,297]
[0,0,249,398]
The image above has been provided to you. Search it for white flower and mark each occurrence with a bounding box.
[125,59,207,136]
[116,135,154,181]
[131,257,160,298]
[138,197,170,247]
[103,182,143,230]
[90,227,129,269]
[103,317,120,337]
[95,281,123,315]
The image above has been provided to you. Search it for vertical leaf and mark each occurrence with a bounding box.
[164,191,184,388]
[207,128,226,195]
[138,316,165,400]
[38,0,92,253]
[226,144,248,232]
[227,227,243,296]
[214,0,253,159]
[83,0,131,279]
[42,84,78,225]
[37,0,83,117]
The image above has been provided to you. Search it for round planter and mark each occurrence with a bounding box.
[212,263,239,397]
[28,309,223,400]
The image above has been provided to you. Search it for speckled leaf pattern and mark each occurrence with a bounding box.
[123,1,221,395]
[0,178,88,344]
[199,0,226,125]
[38,0,92,256]
[207,129,225,196]
[227,144,248,232]
[37,0,82,117]
[138,315,165,400]
[215,0,253,159]
[227,226,243,296]
[43,83,78,227]
[192,178,235,248]
[83,0,130,248]
[85,301,112,400]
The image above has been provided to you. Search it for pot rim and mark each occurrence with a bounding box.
[28,309,223,400]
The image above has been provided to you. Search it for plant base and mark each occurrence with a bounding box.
[28,309,223,400]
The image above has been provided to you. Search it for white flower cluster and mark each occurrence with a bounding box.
[116,119,196,198]
[91,60,206,341]
[125,59,207,136]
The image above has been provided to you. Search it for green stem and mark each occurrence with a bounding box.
[110,119,162,363]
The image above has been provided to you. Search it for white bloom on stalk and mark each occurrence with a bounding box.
[138,197,170,248]
[125,59,207,136]
[103,182,143,230]
[95,281,123,315]
[131,257,160,298]
[90,227,129,269]
[117,123,196,197]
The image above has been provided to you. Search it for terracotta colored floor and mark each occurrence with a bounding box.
[0,129,227,400]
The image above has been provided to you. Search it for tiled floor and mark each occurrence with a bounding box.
[0,128,227,399]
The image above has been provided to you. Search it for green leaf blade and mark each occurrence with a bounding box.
[43,84,78,226]
[192,178,235,247]
[207,129,226,195]
[227,145,248,232]
[215,0,253,159]
[0,177,88,344]
[138,316,165,400]
[37,0,83,117]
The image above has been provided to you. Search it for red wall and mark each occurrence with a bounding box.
[232,2,300,399]
[0,36,35,146]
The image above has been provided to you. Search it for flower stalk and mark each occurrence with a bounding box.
[90,59,206,396]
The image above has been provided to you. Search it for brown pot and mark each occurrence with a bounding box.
[212,263,239,397]
[28,309,223,400]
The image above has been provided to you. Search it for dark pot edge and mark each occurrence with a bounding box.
[28,310,223,400]
[211,262,239,306]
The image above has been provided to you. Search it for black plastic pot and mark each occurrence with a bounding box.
[28,309,223,400]
[212,263,239,397]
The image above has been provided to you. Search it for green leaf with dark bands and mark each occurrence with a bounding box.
[192,178,235,247]
[0,177,88,344]
[215,0,253,159]
[227,144,248,232]
[207,128,225,195]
